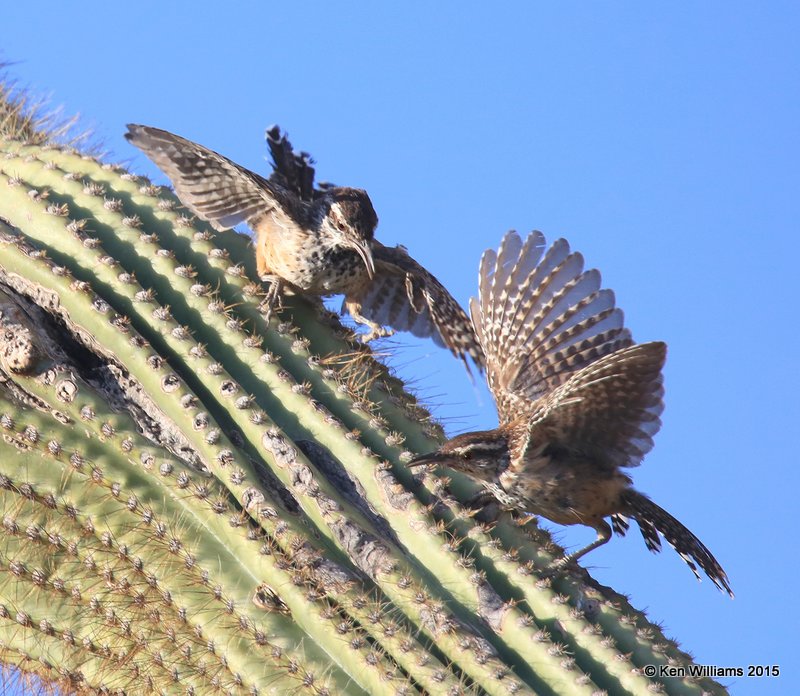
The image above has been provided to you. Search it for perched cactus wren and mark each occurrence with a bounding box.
[125,124,483,370]
[412,231,732,595]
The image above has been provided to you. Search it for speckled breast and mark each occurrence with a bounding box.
[296,244,371,295]
[260,226,371,295]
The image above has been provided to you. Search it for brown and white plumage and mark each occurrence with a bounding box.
[127,124,295,233]
[414,230,731,595]
[125,124,377,294]
[344,242,482,367]
[125,124,483,371]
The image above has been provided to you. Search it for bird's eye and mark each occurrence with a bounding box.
[461,450,473,460]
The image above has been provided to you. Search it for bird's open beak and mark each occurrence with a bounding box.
[407,451,445,469]
[351,240,376,279]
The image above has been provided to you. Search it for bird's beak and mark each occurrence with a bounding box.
[351,239,376,279]
[407,450,446,469]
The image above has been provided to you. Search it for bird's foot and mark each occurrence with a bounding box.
[359,324,395,343]
[343,301,395,342]
[259,275,284,322]
[547,521,613,574]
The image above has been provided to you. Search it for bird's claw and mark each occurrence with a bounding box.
[359,324,395,343]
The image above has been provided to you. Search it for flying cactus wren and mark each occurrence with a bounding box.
[125,124,483,371]
[412,230,732,595]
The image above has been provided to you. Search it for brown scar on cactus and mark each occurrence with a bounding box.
[0,305,42,374]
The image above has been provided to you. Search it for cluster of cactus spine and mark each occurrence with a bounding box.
[0,121,728,696]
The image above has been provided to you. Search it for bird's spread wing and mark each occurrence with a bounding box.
[265,125,317,201]
[526,341,666,469]
[125,124,292,231]
[472,230,665,468]
[345,243,485,371]
[471,230,634,420]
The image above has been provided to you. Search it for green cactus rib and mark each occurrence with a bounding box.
[0,516,210,695]
[0,162,551,694]
[0,647,86,695]
[0,535,223,696]
[4,413,344,688]
[0,393,413,696]
[0,489,235,673]
[0,409,461,696]
[0,430,349,695]
[0,152,610,695]
[0,551,231,696]
[0,137,730,695]
[0,617,158,695]
[2,335,470,695]
[454,523,659,696]
[488,524,722,696]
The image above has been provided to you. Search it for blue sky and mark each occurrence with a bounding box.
[4,3,798,693]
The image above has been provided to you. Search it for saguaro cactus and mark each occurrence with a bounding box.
[0,88,727,695]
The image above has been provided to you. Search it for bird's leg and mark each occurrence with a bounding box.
[343,300,395,342]
[259,275,285,322]
[551,520,613,569]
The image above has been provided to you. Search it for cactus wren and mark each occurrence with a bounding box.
[412,231,732,595]
[125,124,483,370]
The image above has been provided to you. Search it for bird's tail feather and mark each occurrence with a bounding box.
[265,125,316,201]
[621,489,733,597]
